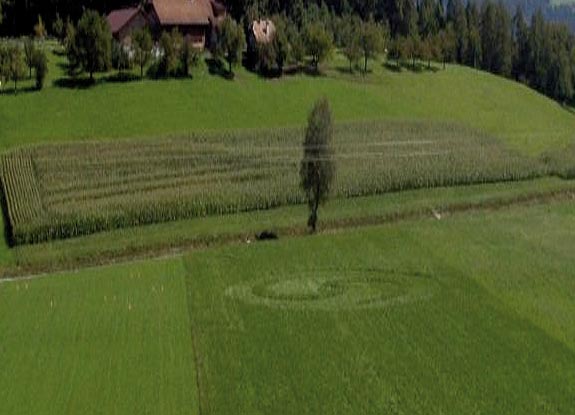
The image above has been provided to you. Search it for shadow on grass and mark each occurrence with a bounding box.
[106,72,141,83]
[383,61,441,73]
[0,178,14,248]
[0,86,37,96]
[206,58,235,80]
[53,77,97,89]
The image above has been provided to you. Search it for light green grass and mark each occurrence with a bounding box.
[0,259,198,415]
[185,201,575,414]
[0,47,573,155]
[2,197,575,413]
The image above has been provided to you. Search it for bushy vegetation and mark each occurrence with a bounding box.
[0,121,545,244]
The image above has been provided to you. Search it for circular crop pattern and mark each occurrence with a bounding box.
[225,269,436,311]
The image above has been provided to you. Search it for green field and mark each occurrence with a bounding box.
[0,46,573,155]
[2,39,575,414]
[0,260,198,414]
[1,120,542,244]
[2,201,575,414]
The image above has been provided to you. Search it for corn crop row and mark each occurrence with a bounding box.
[0,121,550,245]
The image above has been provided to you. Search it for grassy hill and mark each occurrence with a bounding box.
[1,42,575,415]
[0,47,573,155]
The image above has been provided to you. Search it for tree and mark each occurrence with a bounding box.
[304,23,333,72]
[511,6,529,81]
[74,10,112,80]
[181,39,200,77]
[287,23,305,66]
[132,28,153,79]
[359,20,387,73]
[24,37,36,78]
[52,13,65,43]
[466,2,481,68]
[438,26,456,69]
[272,15,290,74]
[300,98,335,233]
[446,0,468,63]
[112,41,131,73]
[64,19,79,75]
[33,49,48,90]
[341,15,361,72]
[159,29,182,77]
[216,16,245,75]
[6,45,25,92]
[418,0,440,38]
[34,15,47,39]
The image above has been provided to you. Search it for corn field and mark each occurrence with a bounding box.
[0,121,544,245]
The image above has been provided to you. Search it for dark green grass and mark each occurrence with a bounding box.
[0,259,198,415]
[185,202,575,414]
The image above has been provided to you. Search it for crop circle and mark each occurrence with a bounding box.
[225,269,436,310]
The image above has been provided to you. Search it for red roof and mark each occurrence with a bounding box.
[107,7,141,34]
[152,0,214,26]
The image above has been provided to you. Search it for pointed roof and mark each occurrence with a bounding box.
[107,7,142,34]
[151,0,214,26]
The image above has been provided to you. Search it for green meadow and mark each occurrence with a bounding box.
[0,260,198,415]
[1,40,575,414]
[0,47,573,154]
[2,201,575,414]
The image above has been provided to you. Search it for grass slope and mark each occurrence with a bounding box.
[0,49,573,154]
[0,259,198,415]
[185,201,575,414]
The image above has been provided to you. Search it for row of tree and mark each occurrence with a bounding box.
[241,0,575,103]
[0,39,47,92]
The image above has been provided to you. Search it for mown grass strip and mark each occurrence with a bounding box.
[2,178,574,278]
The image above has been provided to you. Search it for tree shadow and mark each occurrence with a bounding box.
[0,85,37,96]
[383,61,440,73]
[106,72,141,83]
[53,77,97,89]
[205,58,234,80]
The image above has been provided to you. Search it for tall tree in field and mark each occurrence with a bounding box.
[7,45,25,92]
[304,23,333,73]
[34,15,47,39]
[341,15,361,72]
[216,16,245,75]
[132,28,152,79]
[446,0,468,63]
[512,6,529,81]
[418,0,440,38]
[359,20,387,73]
[300,98,335,233]
[466,2,481,68]
[74,10,112,80]
[24,37,36,78]
[33,48,48,90]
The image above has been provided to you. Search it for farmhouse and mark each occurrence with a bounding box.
[107,0,226,48]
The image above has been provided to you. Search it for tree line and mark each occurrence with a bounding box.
[1,0,574,103]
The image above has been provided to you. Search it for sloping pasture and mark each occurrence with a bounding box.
[0,121,541,244]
